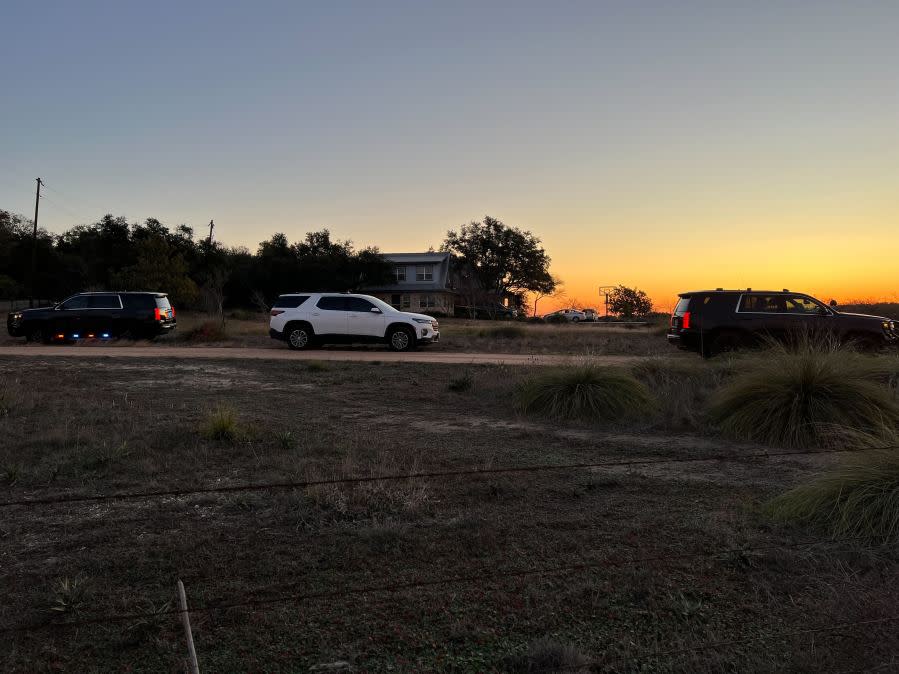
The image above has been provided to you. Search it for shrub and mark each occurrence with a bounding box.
[765,448,899,543]
[182,320,229,343]
[448,372,473,392]
[517,365,655,422]
[505,637,591,673]
[708,342,899,448]
[228,308,261,321]
[201,405,240,441]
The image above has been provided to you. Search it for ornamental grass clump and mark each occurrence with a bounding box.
[707,340,899,448]
[766,447,899,544]
[516,365,655,422]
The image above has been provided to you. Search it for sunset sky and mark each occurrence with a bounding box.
[2,1,897,311]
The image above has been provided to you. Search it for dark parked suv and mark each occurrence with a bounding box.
[668,289,897,357]
[7,292,176,342]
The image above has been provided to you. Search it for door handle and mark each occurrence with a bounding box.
[312,312,320,316]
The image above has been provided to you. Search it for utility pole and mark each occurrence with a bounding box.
[207,220,214,245]
[30,178,43,308]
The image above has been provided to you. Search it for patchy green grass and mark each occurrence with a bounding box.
[476,326,527,339]
[517,365,655,422]
[448,372,474,392]
[200,405,241,441]
[708,343,899,448]
[305,360,330,372]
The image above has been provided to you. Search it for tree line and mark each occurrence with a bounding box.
[0,210,565,314]
[0,210,396,309]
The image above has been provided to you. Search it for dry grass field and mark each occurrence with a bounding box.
[0,311,672,357]
[1,350,898,672]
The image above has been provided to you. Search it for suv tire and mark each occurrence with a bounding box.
[25,326,45,343]
[286,323,314,351]
[387,325,415,352]
[709,330,744,357]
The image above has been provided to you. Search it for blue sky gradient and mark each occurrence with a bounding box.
[2,1,897,303]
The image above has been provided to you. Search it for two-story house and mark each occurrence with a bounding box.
[365,252,455,315]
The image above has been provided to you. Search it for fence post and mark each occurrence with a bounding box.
[177,579,201,674]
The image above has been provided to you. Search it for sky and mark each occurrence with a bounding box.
[2,1,897,311]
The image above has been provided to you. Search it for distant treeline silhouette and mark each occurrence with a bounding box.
[0,210,393,309]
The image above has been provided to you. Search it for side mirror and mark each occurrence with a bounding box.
[370,307,382,313]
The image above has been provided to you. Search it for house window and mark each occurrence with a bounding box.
[390,294,401,309]
[402,294,411,309]
[394,266,406,282]
[416,265,433,282]
[419,294,436,309]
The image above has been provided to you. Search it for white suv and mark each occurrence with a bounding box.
[269,293,440,351]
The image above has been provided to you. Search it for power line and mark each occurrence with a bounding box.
[1,443,895,510]
[37,193,87,222]
[0,536,864,635]
[41,183,109,220]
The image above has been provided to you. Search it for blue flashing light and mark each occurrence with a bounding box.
[72,333,80,339]
[101,333,110,338]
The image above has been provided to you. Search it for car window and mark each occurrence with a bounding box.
[155,296,172,310]
[88,294,121,309]
[739,294,786,313]
[346,297,376,312]
[121,294,156,310]
[60,296,89,310]
[673,297,691,316]
[273,295,310,309]
[784,296,823,314]
[316,296,347,311]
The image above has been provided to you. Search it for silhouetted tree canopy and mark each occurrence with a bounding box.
[0,211,393,309]
[607,285,653,318]
[442,216,555,300]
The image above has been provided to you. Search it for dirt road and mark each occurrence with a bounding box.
[0,345,646,366]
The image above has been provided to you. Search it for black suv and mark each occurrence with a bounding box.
[7,292,177,343]
[668,289,897,357]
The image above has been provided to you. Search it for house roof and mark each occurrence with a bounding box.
[382,252,449,264]
[367,284,457,293]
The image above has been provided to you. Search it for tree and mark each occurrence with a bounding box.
[442,216,555,307]
[607,285,653,319]
[530,275,563,317]
[112,235,199,307]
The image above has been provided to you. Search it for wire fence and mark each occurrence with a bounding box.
[2,443,895,509]
[3,438,896,668]
[0,535,871,635]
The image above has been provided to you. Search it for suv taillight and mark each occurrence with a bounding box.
[682,311,691,329]
[154,308,161,321]
[271,309,285,316]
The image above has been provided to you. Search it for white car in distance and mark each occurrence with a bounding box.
[269,292,439,351]
[543,308,587,323]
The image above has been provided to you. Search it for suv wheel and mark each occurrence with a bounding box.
[286,324,313,350]
[26,326,47,343]
[709,330,743,357]
[388,326,415,352]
